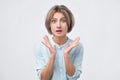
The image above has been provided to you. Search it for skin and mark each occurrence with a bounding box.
[41,12,80,80]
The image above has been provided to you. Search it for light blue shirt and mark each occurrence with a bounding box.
[35,36,84,80]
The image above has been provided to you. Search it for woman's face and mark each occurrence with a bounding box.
[50,12,68,38]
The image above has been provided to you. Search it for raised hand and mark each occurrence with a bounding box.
[64,37,80,54]
[42,35,56,55]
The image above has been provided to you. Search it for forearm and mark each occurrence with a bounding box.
[64,53,75,76]
[41,54,55,80]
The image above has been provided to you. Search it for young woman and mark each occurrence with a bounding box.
[36,5,84,80]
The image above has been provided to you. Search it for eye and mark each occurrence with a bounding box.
[51,19,56,23]
[61,18,66,23]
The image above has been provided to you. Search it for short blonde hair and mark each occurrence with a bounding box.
[45,5,75,34]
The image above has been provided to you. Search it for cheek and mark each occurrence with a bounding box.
[66,28,68,33]
[50,26,55,33]
[62,27,68,34]
[64,25,68,32]
[51,27,53,32]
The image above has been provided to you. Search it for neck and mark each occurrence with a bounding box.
[53,36,68,45]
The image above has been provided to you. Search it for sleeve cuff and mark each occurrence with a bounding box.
[67,68,81,80]
[36,69,42,80]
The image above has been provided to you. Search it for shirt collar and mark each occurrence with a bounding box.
[49,36,72,48]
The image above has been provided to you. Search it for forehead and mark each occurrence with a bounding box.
[52,12,65,19]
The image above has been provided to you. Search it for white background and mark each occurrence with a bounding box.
[0,0,120,80]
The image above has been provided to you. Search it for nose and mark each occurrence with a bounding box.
[56,21,61,28]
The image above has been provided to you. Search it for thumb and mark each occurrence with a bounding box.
[53,45,56,49]
[66,44,70,48]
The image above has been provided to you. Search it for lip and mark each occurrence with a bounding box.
[56,30,62,32]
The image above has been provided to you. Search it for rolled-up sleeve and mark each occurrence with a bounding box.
[35,43,47,80]
[67,43,84,80]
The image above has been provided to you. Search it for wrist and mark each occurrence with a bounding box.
[50,53,56,59]
[64,53,70,57]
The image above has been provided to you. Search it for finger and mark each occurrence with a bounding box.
[41,41,47,47]
[42,35,52,48]
[67,44,71,49]
[72,37,80,45]
[75,37,80,45]
[66,44,70,47]
[43,35,48,42]
[66,44,72,51]
[42,36,48,45]
[44,35,51,45]
[74,37,80,42]
[70,37,80,48]
[53,45,56,49]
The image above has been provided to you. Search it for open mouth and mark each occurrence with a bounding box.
[56,30,62,32]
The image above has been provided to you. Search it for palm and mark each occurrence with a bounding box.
[64,37,80,54]
[42,35,56,54]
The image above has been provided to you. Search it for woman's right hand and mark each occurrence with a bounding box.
[42,35,56,56]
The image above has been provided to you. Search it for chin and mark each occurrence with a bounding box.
[54,34,66,38]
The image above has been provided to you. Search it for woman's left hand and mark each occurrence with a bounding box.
[64,37,80,54]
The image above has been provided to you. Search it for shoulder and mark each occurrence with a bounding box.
[76,42,84,53]
[72,42,84,55]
